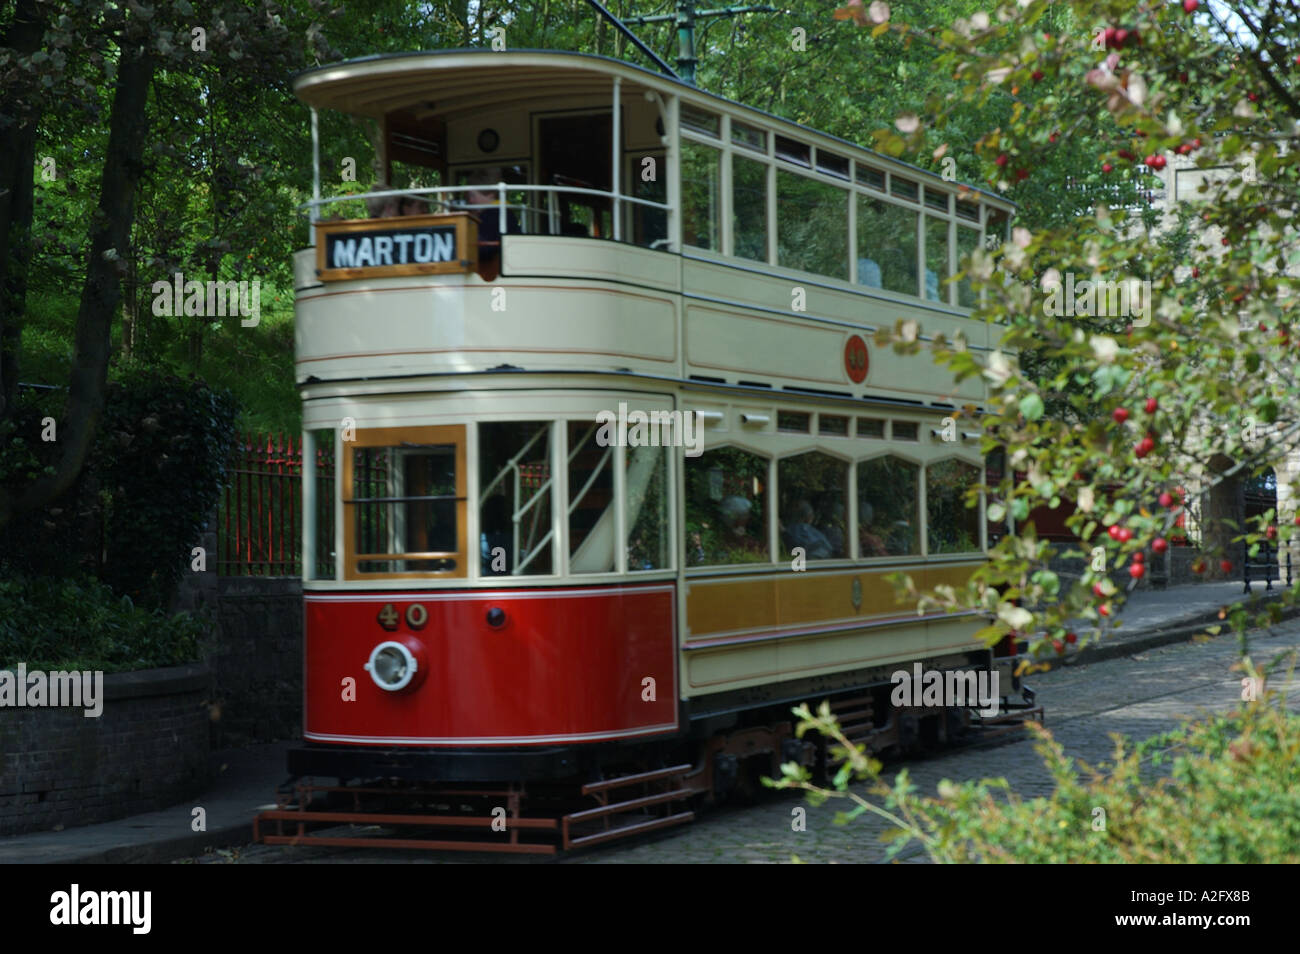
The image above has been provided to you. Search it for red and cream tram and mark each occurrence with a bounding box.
[262,49,1029,853]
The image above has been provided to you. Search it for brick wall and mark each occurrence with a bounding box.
[204,576,303,748]
[0,665,211,836]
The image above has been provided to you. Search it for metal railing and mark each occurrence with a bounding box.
[301,183,672,248]
[1243,540,1292,593]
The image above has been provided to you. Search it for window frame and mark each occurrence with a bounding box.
[341,425,468,581]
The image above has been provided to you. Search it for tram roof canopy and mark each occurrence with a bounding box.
[293,49,1014,209]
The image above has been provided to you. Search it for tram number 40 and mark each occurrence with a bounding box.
[377,602,428,631]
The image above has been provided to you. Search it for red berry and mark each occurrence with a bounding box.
[1113,407,1130,423]
[1102,162,1113,173]
[1117,527,1133,542]
[1191,267,1199,278]
[1066,632,1078,645]
[1158,492,1174,508]
[1247,92,1259,102]
[1145,397,1158,414]
[1129,563,1146,579]
[1052,639,1065,654]
[1192,138,1202,149]
[1151,155,1166,170]
[1133,551,1145,563]
[1221,559,1234,573]
[1293,516,1300,527]
[1032,69,1045,82]
[1192,560,1205,574]
[1093,582,1107,598]
[1183,0,1198,12]
[1222,237,1230,246]
[1266,525,1277,539]
[1099,604,1111,617]
[995,154,1008,167]
[1108,525,1121,540]
[1015,168,1029,181]
[1178,72,1189,83]
[1135,437,1154,458]
[1153,537,1169,554]
[1104,26,1118,47]
[1115,28,1129,46]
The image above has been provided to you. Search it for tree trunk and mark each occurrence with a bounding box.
[0,36,155,530]
[0,0,47,419]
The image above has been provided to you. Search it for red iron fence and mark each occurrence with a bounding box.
[218,433,318,576]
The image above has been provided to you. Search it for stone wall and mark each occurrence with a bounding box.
[0,665,210,836]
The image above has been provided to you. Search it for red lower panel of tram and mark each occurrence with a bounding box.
[302,583,677,746]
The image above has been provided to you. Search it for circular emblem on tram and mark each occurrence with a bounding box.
[844,334,869,384]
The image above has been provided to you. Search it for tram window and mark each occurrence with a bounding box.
[681,141,720,251]
[568,421,615,573]
[856,417,886,439]
[777,410,810,433]
[775,135,811,168]
[926,459,982,554]
[778,452,848,560]
[985,207,1010,249]
[629,152,667,248]
[956,224,981,309]
[924,214,950,303]
[684,448,770,566]
[627,444,670,571]
[924,188,950,214]
[857,198,918,296]
[309,428,336,580]
[681,105,721,138]
[777,170,848,280]
[732,121,766,152]
[819,414,849,436]
[890,176,919,202]
[855,164,885,192]
[478,422,553,576]
[816,150,850,181]
[349,443,460,574]
[893,421,919,441]
[858,456,919,557]
[956,198,980,222]
[732,154,768,262]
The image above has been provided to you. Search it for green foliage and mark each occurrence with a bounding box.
[94,365,239,608]
[774,664,1300,862]
[0,575,204,673]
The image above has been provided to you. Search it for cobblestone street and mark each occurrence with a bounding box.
[183,622,1300,865]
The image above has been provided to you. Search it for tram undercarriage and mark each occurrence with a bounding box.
[254,660,1042,856]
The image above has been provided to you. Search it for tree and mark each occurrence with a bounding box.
[827,0,1300,652]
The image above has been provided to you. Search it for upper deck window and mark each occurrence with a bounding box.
[775,135,812,168]
[985,207,1010,248]
[890,175,919,202]
[855,164,885,192]
[732,121,766,152]
[732,153,768,262]
[956,197,980,222]
[681,104,721,138]
[777,170,848,280]
[956,224,981,309]
[816,149,850,181]
[924,214,950,303]
[924,188,950,214]
[682,140,721,251]
[857,197,918,296]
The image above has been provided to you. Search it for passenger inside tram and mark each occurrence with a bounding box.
[781,499,833,559]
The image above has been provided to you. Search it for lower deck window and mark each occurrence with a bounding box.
[342,426,466,578]
[479,421,554,576]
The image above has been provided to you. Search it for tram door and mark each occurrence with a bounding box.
[538,112,612,238]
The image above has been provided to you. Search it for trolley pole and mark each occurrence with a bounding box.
[626,2,777,86]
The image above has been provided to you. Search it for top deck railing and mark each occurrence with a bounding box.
[302,183,673,250]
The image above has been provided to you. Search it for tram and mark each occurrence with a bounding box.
[261,48,1032,854]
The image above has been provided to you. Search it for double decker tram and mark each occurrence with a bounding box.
[259,49,1035,854]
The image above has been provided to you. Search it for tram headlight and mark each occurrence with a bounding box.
[365,640,419,692]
